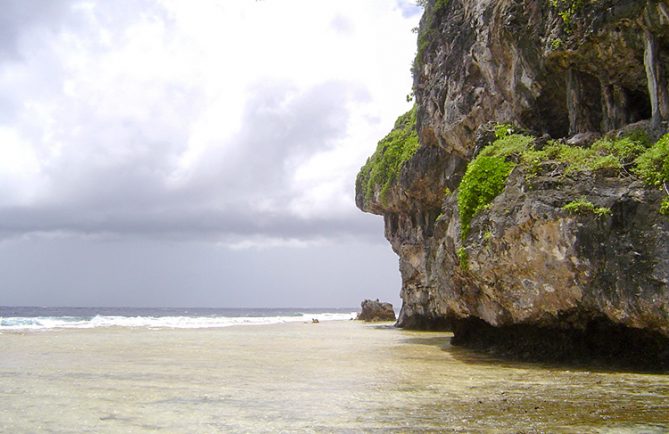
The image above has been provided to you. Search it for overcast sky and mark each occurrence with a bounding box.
[0,0,420,308]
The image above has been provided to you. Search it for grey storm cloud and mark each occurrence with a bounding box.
[0,0,377,242]
[0,0,170,126]
[0,0,167,60]
[191,80,368,198]
[0,0,71,60]
[0,0,73,124]
[0,78,375,241]
[0,0,418,307]
[0,0,423,247]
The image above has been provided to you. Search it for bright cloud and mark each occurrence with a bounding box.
[0,0,420,245]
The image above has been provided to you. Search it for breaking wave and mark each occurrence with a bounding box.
[0,309,357,331]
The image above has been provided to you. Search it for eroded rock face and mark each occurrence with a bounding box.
[414,0,668,154]
[358,299,397,322]
[356,0,669,360]
[411,168,669,333]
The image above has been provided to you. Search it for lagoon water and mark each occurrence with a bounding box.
[1,318,668,432]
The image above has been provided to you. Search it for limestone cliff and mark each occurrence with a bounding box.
[356,0,669,365]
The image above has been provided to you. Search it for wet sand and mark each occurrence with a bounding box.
[0,320,667,432]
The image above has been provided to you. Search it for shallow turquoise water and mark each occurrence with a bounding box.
[0,321,667,432]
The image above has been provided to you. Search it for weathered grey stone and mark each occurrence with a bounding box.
[357,299,396,322]
[566,132,601,147]
[356,0,669,363]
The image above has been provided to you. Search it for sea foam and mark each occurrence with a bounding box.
[0,312,357,330]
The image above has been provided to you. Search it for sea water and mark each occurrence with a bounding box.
[0,308,668,432]
[0,306,357,330]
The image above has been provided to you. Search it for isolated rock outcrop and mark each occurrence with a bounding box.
[358,299,397,322]
[357,0,669,365]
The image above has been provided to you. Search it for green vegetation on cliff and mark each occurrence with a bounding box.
[357,106,420,204]
[562,197,611,216]
[414,0,450,74]
[457,127,663,240]
[635,133,669,215]
[549,0,588,31]
[456,246,469,271]
[636,133,669,187]
[521,135,649,177]
[457,155,515,240]
[457,133,531,240]
[520,131,654,178]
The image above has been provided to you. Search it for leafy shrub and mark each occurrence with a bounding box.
[479,133,534,159]
[520,133,652,177]
[494,123,516,139]
[453,127,665,243]
[592,135,649,165]
[455,128,658,239]
[660,197,669,216]
[635,133,669,187]
[622,129,652,148]
[456,246,469,271]
[589,154,623,172]
[457,132,534,240]
[562,197,611,216]
[635,134,669,216]
[357,106,420,204]
[549,0,587,32]
[458,156,516,240]
[414,0,450,74]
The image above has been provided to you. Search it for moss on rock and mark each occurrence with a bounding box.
[356,106,420,205]
[456,128,663,241]
[635,133,669,188]
[562,197,611,216]
[457,132,534,240]
[414,0,450,74]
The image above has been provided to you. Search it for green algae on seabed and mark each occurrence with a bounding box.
[0,322,667,432]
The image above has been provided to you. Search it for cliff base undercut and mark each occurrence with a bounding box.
[452,317,669,371]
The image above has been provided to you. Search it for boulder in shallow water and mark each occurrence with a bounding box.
[358,299,396,322]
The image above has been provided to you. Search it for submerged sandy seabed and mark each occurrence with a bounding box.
[0,320,667,432]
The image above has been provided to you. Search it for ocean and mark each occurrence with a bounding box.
[1,307,668,432]
[0,306,357,330]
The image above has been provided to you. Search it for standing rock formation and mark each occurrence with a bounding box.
[358,299,397,322]
[357,0,669,366]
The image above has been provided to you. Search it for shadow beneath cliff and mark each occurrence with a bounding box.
[444,345,669,375]
[430,338,668,374]
[398,321,669,374]
[443,317,669,374]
